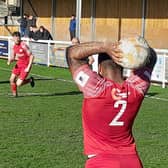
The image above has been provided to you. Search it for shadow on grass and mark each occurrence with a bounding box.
[0,80,9,84]
[0,78,73,84]
[10,91,82,98]
[146,92,158,97]
[0,78,56,84]
[0,77,78,98]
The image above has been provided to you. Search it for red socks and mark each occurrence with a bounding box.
[11,83,17,96]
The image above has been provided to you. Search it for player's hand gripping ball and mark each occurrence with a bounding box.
[118,36,150,69]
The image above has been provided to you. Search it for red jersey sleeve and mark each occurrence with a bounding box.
[21,42,32,56]
[126,67,152,95]
[73,65,110,98]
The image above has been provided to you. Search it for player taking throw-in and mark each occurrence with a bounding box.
[7,31,35,97]
[66,36,157,168]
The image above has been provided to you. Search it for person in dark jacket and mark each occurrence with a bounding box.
[29,25,53,41]
[17,13,28,37]
[69,14,76,40]
[38,26,53,40]
[25,15,37,37]
[28,25,40,41]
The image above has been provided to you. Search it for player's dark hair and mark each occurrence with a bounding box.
[12,31,21,37]
[98,53,111,64]
[98,52,123,73]
[146,47,157,70]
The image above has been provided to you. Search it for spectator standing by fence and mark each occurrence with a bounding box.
[69,14,76,40]
[37,26,53,40]
[17,13,28,37]
[28,25,39,40]
[25,15,37,37]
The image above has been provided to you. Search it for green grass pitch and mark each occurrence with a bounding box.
[0,59,168,168]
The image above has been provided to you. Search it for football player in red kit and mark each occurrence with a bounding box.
[7,31,35,97]
[66,39,157,168]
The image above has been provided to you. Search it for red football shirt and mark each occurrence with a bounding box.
[13,41,32,67]
[73,65,152,156]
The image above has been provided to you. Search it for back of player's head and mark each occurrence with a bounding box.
[98,53,111,64]
[146,47,157,69]
[149,47,157,58]
[98,52,123,72]
[12,31,21,38]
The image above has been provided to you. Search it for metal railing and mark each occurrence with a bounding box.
[0,35,168,88]
[0,35,71,67]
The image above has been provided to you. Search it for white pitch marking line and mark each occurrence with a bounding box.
[1,67,168,101]
[0,67,11,72]
[2,93,167,101]
[145,95,168,102]
[0,67,74,83]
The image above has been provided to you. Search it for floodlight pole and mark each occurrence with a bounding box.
[76,0,82,39]
[141,0,147,38]
[90,0,96,40]
[51,0,56,39]
[20,0,23,17]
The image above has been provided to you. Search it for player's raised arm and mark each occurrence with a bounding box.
[66,41,122,74]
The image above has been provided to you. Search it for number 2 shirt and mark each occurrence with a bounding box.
[73,64,152,156]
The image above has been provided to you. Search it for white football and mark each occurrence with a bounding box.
[118,36,150,69]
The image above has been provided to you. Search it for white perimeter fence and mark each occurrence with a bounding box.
[0,36,168,88]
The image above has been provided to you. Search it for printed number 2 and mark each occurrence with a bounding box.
[109,100,127,126]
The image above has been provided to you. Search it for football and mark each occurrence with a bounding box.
[118,36,150,69]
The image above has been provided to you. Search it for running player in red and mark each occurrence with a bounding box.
[7,31,35,97]
[66,39,157,168]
